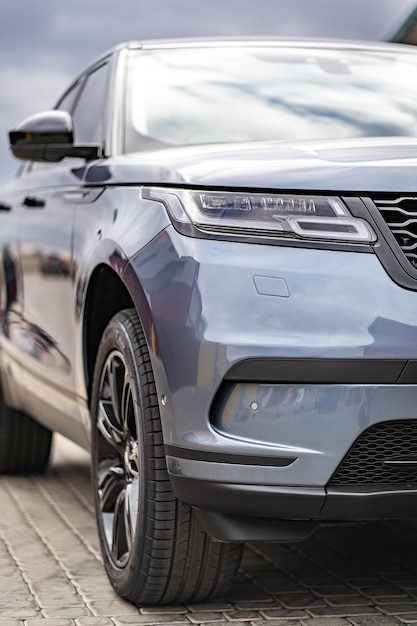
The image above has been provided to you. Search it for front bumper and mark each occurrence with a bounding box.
[129,223,417,537]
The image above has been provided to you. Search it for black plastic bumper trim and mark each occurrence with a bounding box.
[323,486,417,519]
[169,475,325,518]
[196,510,319,543]
[169,475,417,526]
[164,445,297,467]
[398,360,417,384]
[224,358,407,384]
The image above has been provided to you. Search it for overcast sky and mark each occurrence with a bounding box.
[1,0,416,184]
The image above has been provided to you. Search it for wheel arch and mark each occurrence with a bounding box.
[83,263,135,405]
[83,260,167,436]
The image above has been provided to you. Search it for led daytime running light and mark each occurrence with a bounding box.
[199,193,318,214]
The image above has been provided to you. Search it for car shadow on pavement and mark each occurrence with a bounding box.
[1,433,417,622]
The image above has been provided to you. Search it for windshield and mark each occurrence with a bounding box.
[125,45,417,152]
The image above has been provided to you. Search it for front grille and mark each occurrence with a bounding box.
[329,420,417,487]
[373,196,417,269]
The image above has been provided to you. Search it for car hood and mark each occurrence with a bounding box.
[84,137,417,193]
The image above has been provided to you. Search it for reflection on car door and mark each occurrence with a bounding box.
[16,161,87,441]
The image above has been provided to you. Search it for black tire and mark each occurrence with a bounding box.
[0,389,52,473]
[91,308,243,606]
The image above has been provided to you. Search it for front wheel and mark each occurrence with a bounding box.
[91,309,243,606]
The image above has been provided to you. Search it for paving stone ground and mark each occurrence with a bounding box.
[2,435,417,625]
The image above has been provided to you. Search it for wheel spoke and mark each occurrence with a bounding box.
[111,489,129,566]
[108,356,126,430]
[98,461,124,513]
[121,376,134,433]
[97,400,124,454]
[124,481,138,553]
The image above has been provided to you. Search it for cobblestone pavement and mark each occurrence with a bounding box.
[2,436,417,625]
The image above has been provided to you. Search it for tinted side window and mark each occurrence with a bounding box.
[72,63,109,144]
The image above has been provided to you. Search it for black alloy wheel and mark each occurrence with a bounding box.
[95,347,140,568]
[91,308,243,606]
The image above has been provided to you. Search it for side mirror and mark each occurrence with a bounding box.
[9,110,100,162]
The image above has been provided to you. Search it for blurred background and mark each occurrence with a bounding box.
[1,0,417,185]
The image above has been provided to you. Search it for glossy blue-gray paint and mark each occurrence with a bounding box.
[84,137,417,193]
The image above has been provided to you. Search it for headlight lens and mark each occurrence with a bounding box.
[144,188,376,243]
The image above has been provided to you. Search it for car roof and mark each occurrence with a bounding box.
[110,36,417,57]
[82,36,417,82]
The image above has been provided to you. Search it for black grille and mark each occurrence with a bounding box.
[329,420,417,487]
[373,196,417,269]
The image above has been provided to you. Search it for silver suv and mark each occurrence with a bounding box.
[2,38,417,606]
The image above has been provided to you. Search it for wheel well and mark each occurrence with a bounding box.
[84,265,134,404]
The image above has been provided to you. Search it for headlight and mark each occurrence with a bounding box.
[144,188,376,243]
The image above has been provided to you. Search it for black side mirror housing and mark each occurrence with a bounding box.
[9,110,100,162]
